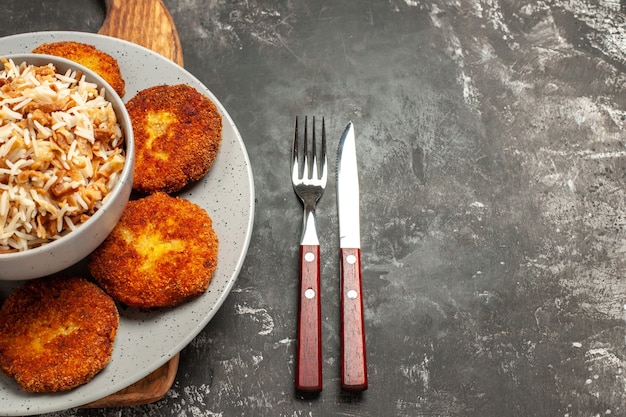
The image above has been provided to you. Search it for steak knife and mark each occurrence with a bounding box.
[336,121,368,392]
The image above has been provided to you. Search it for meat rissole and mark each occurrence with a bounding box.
[0,276,119,393]
[33,41,126,97]
[88,191,219,308]
[125,84,222,194]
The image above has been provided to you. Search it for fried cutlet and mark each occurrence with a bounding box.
[0,276,119,393]
[32,41,126,97]
[88,192,219,308]
[125,84,222,194]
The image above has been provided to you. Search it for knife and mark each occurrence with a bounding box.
[336,121,368,392]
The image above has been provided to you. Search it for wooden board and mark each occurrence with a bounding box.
[98,0,183,65]
[83,0,183,407]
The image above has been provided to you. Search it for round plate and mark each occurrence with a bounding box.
[0,31,254,416]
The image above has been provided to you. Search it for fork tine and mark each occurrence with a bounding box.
[293,116,301,180]
[321,117,327,181]
[304,116,311,178]
[311,116,318,179]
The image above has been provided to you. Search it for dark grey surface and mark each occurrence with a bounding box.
[2,0,626,416]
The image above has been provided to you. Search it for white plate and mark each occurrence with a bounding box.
[0,31,255,416]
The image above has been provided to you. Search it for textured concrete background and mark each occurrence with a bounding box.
[2,0,626,416]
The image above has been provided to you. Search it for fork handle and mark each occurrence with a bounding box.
[296,244,323,393]
[340,247,368,392]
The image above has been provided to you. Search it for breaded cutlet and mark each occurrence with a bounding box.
[32,41,126,97]
[0,276,119,393]
[88,192,219,309]
[125,84,222,194]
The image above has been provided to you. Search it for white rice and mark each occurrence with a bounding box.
[0,58,126,252]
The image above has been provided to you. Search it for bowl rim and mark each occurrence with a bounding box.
[0,53,135,260]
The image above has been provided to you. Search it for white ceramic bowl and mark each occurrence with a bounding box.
[0,53,134,281]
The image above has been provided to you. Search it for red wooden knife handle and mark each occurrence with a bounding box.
[296,244,323,393]
[340,247,368,391]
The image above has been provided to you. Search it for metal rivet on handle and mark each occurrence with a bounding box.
[346,254,356,264]
[347,289,358,299]
[305,252,315,262]
[305,288,316,299]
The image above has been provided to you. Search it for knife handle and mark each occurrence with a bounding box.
[340,247,368,392]
[296,244,323,393]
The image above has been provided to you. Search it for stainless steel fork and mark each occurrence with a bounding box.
[291,115,327,393]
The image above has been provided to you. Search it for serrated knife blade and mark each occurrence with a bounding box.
[336,121,368,392]
[337,122,360,249]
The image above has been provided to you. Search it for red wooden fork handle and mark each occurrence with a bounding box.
[295,244,323,393]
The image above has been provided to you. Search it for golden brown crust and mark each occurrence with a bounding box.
[32,41,126,97]
[0,276,119,393]
[88,192,219,308]
[125,84,222,194]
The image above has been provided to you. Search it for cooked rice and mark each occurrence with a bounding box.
[0,58,126,252]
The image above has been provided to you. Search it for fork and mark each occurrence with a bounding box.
[291,115,327,393]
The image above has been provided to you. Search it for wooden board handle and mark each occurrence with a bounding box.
[83,353,180,408]
[98,0,184,65]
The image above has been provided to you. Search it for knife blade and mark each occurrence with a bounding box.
[336,121,368,392]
